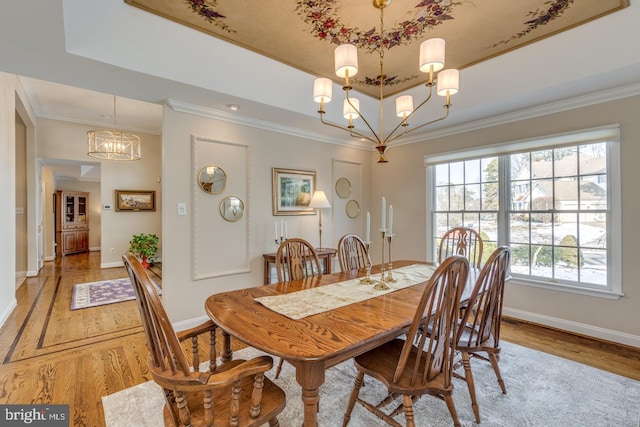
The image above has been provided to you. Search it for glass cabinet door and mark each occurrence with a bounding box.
[65,195,75,224]
[77,196,87,224]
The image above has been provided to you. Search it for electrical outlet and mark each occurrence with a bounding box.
[110,248,115,254]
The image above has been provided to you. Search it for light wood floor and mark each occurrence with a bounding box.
[1,252,639,426]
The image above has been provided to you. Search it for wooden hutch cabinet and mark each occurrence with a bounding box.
[55,190,90,256]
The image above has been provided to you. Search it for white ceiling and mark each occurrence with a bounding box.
[3,0,640,179]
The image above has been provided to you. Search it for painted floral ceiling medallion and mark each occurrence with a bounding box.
[125,0,628,98]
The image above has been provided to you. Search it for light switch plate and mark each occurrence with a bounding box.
[177,203,187,216]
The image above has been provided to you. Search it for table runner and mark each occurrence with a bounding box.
[254,264,437,320]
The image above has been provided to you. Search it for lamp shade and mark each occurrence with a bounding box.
[437,69,459,96]
[335,44,358,78]
[343,98,360,120]
[313,78,332,103]
[419,38,445,73]
[395,95,414,117]
[309,190,331,209]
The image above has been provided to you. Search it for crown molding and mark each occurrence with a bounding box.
[168,82,640,150]
[165,99,371,151]
[392,82,640,146]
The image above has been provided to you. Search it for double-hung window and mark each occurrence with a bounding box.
[426,125,622,298]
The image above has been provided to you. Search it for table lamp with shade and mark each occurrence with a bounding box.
[309,190,331,250]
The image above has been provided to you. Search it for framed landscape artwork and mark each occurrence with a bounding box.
[272,168,316,215]
[115,190,156,212]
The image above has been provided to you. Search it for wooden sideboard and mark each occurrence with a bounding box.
[262,248,337,284]
[55,190,90,256]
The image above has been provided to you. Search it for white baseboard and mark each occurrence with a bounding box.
[503,307,640,348]
[43,255,55,262]
[26,270,38,277]
[15,271,26,280]
[101,261,124,269]
[90,246,101,252]
[0,298,17,330]
[172,315,210,332]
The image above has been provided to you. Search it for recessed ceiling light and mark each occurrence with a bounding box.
[226,104,239,111]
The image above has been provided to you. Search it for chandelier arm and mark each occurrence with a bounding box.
[384,106,450,145]
[344,94,383,145]
[319,113,378,144]
[382,88,435,145]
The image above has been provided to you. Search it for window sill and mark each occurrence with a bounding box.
[508,276,623,300]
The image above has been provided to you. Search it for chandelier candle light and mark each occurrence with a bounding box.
[87,96,141,161]
[313,0,459,163]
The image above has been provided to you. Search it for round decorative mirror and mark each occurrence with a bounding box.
[198,165,227,194]
[220,196,245,222]
[335,177,351,199]
[346,199,360,219]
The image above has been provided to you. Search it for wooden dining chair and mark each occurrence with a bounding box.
[438,227,484,268]
[122,253,286,427]
[342,256,470,427]
[275,237,323,283]
[337,234,371,272]
[454,246,511,423]
[274,238,322,378]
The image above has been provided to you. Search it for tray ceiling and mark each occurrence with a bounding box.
[125,0,628,98]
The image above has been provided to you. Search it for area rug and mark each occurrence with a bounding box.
[102,341,640,427]
[71,278,160,310]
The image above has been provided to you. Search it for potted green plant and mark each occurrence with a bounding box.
[129,233,159,268]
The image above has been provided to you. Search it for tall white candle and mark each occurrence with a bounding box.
[275,221,278,240]
[388,205,393,236]
[285,221,288,238]
[280,219,284,239]
[366,212,371,242]
[381,197,386,230]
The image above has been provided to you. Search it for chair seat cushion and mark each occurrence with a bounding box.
[163,374,286,427]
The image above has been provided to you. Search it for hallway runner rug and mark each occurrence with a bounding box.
[71,277,160,310]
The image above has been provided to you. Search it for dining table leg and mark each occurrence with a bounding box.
[294,361,326,427]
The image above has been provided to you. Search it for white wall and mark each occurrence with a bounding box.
[380,94,640,345]
[162,107,372,322]
[0,73,18,326]
[15,113,27,281]
[35,119,162,267]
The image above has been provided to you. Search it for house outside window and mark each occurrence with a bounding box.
[425,125,621,298]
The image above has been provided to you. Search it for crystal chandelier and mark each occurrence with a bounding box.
[313,0,459,163]
[87,96,141,161]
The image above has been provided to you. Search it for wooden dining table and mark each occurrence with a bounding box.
[204,260,478,427]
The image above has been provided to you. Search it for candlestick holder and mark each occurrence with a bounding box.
[359,242,376,285]
[374,230,390,290]
[385,234,397,283]
[274,236,285,246]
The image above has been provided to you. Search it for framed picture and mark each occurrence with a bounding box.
[115,190,156,212]
[272,168,316,215]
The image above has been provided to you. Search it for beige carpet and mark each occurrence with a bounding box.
[102,342,640,426]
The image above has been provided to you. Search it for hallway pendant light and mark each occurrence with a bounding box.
[87,96,141,161]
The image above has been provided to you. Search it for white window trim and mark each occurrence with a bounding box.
[425,124,622,299]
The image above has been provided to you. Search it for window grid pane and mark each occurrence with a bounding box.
[432,141,610,289]
[507,142,608,287]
